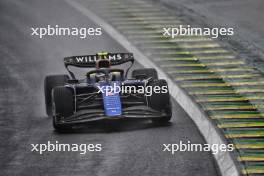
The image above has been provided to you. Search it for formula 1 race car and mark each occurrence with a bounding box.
[44,52,172,131]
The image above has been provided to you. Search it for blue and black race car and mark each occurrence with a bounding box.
[44,52,172,131]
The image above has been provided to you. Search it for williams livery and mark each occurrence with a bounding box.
[44,52,172,131]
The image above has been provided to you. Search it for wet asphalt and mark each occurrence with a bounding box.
[0,0,218,175]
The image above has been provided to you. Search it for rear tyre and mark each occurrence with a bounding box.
[132,68,158,80]
[44,75,69,116]
[147,79,172,123]
[52,86,74,132]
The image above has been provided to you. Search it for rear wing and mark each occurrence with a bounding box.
[64,53,134,67]
[64,53,134,79]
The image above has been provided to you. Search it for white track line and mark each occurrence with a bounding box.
[65,1,240,176]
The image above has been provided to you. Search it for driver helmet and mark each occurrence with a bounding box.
[96,52,111,69]
[96,59,110,69]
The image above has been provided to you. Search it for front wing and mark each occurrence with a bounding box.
[56,106,169,125]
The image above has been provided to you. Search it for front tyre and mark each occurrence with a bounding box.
[44,74,69,116]
[147,79,172,123]
[52,86,74,132]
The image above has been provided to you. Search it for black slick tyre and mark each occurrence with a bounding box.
[132,68,158,80]
[52,86,74,132]
[44,75,69,116]
[147,79,172,123]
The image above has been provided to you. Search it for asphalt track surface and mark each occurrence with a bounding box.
[0,1,218,175]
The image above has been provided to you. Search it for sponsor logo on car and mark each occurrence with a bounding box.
[75,54,122,63]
